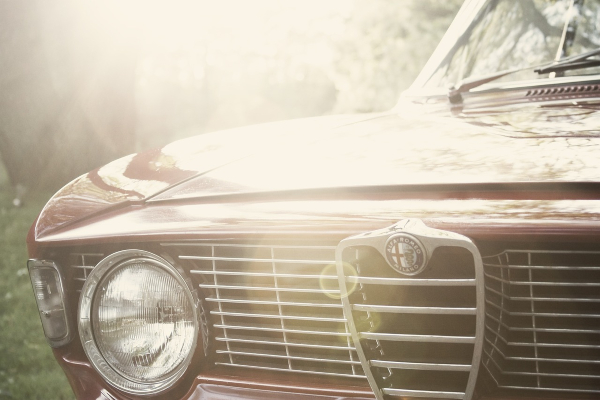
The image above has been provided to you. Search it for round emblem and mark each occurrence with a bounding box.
[385,234,427,275]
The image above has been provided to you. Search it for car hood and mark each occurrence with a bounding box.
[35,105,600,238]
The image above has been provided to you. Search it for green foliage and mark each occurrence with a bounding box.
[330,0,463,112]
[0,187,73,400]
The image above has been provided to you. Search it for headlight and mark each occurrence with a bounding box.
[79,250,199,395]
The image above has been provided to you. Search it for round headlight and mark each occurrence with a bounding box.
[79,250,199,395]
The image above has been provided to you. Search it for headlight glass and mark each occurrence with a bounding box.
[79,250,199,395]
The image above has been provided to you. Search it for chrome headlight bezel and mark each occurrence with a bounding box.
[78,249,200,395]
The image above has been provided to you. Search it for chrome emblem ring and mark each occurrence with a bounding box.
[385,233,427,275]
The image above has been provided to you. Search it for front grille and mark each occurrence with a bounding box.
[482,250,600,395]
[163,242,366,380]
[339,240,482,400]
[64,238,600,398]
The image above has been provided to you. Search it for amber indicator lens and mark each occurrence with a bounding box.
[28,262,69,341]
[91,260,196,385]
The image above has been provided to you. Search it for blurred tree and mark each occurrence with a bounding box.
[330,0,462,113]
[0,1,137,192]
[0,0,462,194]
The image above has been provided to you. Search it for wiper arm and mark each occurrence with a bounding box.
[448,66,532,104]
[534,47,600,74]
[448,47,600,105]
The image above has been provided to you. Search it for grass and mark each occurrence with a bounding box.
[0,180,74,400]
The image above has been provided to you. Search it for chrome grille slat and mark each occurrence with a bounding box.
[210,310,346,322]
[214,324,352,337]
[354,304,477,315]
[215,362,366,379]
[382,388,465,399]
[347,276,476,286]
[216,350,361,364]
[370,360,471,372]
[360,332,476,344]
[184,255,335,265]
[169,242,366,379]
[483,249,600,394]
[484,336,600,364]
[198,284,340,294]
[192,270,338,279]
[205,297,343,308]
[486,299,600,318]
[215,336,356,350]
[486,285,600,302]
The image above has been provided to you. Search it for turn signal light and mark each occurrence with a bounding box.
[27,260,71,347]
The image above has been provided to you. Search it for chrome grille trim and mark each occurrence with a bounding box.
[370,360,472,371]
[198,284,341,294]
[337,220,484,400]
[68,253,104,292]
[360,332,477,344]
[353,304,477,315]
[382,388,465,399]
[214,362,365,379]
[347,276,476,286]
[482,249,600,394]
[205,298,343,308]
[217,350,361,364]
[167,242,366,380]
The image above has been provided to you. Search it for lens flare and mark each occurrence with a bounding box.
[319,262,358,299]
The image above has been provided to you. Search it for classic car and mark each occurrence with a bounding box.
[26,0,600,399]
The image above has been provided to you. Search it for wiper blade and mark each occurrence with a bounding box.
[534,47,600,74]
[448,47,600,105]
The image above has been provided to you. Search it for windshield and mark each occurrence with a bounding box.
[424,0,600,88]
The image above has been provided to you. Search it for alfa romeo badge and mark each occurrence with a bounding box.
[385,233,428,275]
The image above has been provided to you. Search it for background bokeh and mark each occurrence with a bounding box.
[0,1,461,399]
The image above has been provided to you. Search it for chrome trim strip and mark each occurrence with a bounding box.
[485,325,600,348]
[191,270,337,279]
[216,350,361,365]
[215,337,356,350]
[215,362,366,379]
[486,249,600,256]
[182,255,334,265]
[486,300,600,318]
[199,284,340,294]
[493,384,600,395]
[347,276,476,286]
[213,324,351,337]
[163,242,337,250]
[370,360,471,371]
[382,388,465,399]
[486,312,600,334]
[485,263,600,271]
[483,350,600,378]
[354,304,476,315]
[484,336,600,364]
[484,272,600,287]
[485,285,600,303]
[210,311,346,322]
[205,297,343,308]
[360,332,476,344]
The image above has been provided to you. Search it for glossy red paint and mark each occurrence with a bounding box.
[33,104,600,240]
[26,4,600,398]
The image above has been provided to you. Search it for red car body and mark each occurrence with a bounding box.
[27,0,600,399]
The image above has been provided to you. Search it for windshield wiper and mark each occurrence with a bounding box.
[448,66,534,104]
[534,47,600,74]
[448,47,600,105]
